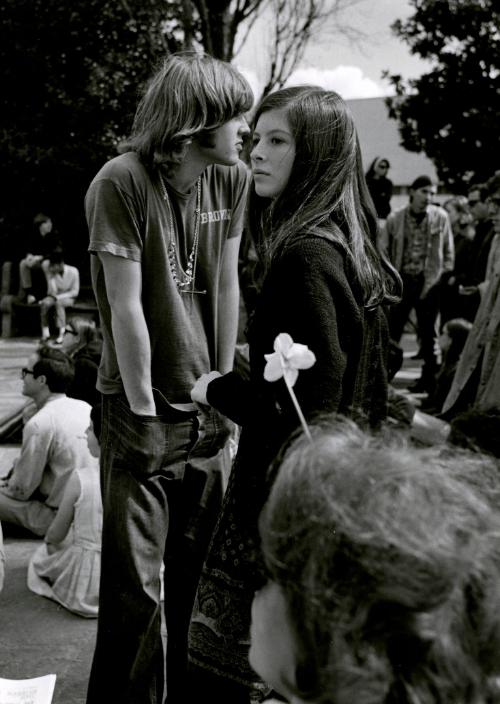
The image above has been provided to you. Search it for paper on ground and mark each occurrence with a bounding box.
[0,674,56,704]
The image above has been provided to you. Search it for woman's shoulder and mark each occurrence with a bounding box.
[282,232,347,273]
[271,234,362,304]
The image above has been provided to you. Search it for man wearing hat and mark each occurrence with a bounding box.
[380,175,454,393]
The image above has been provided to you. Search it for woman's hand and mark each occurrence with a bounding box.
[191,371,222,405]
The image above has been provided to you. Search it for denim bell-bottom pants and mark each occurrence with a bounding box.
[86,390,232,704]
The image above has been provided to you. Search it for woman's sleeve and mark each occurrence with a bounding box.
[268,242,361,420]
[206,372,254,427]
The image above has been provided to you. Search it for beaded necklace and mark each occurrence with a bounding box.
[160,174,202,292]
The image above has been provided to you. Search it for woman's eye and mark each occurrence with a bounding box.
[271,137,283,145]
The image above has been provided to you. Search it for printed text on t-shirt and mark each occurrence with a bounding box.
[200,209,232,224]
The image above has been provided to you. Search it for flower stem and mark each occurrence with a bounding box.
[284,377,312,442]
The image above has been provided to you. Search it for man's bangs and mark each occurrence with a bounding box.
[206,72,253,128]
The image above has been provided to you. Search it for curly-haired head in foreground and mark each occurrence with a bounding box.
[250,417,500,704]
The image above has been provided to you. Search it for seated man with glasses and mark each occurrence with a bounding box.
[0,346,94,536]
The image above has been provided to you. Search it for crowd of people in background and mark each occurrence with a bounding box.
[379,169,500,430]
[0,51,499,704]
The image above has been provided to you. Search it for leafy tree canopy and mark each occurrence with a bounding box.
[0,0,357,266]
[0,0,186,262]
[385,0,500,192]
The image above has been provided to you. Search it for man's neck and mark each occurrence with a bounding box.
[409,205,427,218]
[32,390,65,410]
[165,143,211,193]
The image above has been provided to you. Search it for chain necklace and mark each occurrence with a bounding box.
[160,174,202,292]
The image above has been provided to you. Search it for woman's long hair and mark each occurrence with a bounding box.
[248,86,401,308]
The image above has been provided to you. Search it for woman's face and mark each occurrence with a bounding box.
[251,108,296,199]
[60,323,80,354]
[374,160,389,177]
[249,580,299,699]
[439,328,452,354]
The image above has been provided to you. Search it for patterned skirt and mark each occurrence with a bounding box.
[188,429,274,688]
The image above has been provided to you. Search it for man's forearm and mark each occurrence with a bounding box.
[217,280,239,374]
[112,303,156,415]
[217,235,242,374]
[1,439,45,499]
[56,288,79,301]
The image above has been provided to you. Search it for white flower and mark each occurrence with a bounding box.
[264,332,316,388]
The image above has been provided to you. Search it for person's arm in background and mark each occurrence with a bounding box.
[217,233,242,374]
[44,471,80,554]
[0,420,50,499]
[442,212,455,274]
[54,267,80,301]
[99,252,155,416]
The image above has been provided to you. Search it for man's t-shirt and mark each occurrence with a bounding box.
[85,151,249,404]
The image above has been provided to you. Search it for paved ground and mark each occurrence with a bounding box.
[0,337,96,702]
[0,332,423,701]
[0,530,97,704]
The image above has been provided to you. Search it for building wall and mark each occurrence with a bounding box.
[347,97,438,190]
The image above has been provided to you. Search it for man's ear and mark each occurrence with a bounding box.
[194,129,217,149]
[36,374,48,387]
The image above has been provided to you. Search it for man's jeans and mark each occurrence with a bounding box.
[390,273,440,383]
[86,390,232,704]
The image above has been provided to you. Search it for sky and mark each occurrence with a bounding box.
[235,0,434,100]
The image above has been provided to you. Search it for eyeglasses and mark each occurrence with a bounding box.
[21,368,35,379]
[486,196,500,211]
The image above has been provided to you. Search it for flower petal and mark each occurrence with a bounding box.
[274,332,293,355]
[288,345,316,370]
[283,367,299,387]
[264,352,284,382]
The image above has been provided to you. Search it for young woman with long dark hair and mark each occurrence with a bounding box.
[187,86,401,703]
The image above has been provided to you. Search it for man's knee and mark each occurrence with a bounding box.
[40,299,53,313]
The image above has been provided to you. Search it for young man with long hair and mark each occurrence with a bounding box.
[85,52,253,704]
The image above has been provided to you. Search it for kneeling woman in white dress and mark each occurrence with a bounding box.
[28,404,102,618]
